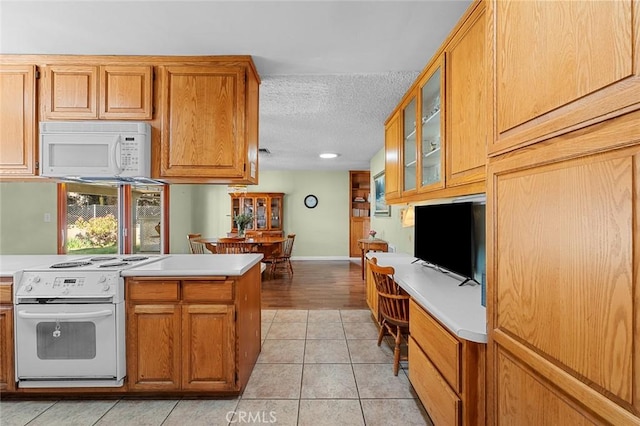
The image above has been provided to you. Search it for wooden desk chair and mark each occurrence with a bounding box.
[264,233,296,277]
[216,238,252,254]
[369,257,410,376]
[187,233,208,254]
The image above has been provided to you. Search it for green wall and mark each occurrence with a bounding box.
[368,150,414,255]
[0,182,59,254]
[183,170,350,257]
[0,171,350,257]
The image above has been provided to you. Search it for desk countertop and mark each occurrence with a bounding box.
[366,252,487,343]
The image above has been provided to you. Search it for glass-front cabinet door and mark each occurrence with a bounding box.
[241,197,255,230]
[402,96,418,193]
[418,57,444,191]
[270,196,282,230]
[255,197,268,231]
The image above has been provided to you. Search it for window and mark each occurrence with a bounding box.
[58,183,168,255]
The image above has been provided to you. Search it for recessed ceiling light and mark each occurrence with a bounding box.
[319,153,339,159]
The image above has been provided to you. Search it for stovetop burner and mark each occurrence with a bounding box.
[89,256,118,262]
[122,256,148,261]
[50,261,93,269]
[99,262,131,268]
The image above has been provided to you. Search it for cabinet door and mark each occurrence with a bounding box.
[0,65,37,176]
[269,195,282,231]
[159,65,248,179]
[181,304,235,391]
[489,0,640,154]
[401,95,418,194]
[99,65,153,119]
[364,260,378,321]
[384,111,401,202]
[349,217,370,258]
[127,303,181,390]
[0,305,14,391]
[417,57,445,192]
[43,65,98,119]
[446,3,486,187]
[255,197,268,231]
[488,116,640,424]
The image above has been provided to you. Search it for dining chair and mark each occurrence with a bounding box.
[187,233,209,254]
[215,238,253,254]
[369,257,410,376]
[264,233,295,277]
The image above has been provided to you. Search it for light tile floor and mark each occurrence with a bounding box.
[0,309,433,426]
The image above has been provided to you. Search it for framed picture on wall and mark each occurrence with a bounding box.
[373,171,391,216]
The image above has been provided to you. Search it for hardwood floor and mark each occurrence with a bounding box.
[261,260,367,309]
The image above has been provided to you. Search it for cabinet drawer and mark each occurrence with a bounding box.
[410,299,461,392]
[183,281,233,302]
[0,281,12,304]
[127,280,180,302]
[409,336,460,426]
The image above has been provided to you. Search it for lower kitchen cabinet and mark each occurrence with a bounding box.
[126,266,260,394]
[0,278,14,391]
[409,299,485,425]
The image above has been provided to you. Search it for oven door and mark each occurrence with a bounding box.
[15,303,120,380]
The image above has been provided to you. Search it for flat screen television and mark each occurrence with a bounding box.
[414,202,475,280]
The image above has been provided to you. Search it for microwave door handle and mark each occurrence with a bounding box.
[113,135,124,174]
[17,309,113,320]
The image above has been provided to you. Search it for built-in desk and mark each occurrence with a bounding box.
[365,252,486,425]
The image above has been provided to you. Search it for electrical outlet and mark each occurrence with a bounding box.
[44,212,51,223]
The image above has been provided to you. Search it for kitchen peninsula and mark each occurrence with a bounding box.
[1,254,263,396]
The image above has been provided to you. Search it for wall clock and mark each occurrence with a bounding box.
[304,194,318,209]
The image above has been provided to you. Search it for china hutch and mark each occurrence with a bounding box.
[230,192,284,236]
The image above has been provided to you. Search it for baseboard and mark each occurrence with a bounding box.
[290,256,352,261]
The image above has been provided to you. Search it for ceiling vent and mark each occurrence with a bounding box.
[258,148,271,155]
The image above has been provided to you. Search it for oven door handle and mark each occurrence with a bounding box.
[17,309,113,320]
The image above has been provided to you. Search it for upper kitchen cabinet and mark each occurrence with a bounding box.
[0,64,37,177]
[383,0,487,203]
[399,56,445,198]
[488,0,640,155]
[99,66,153,119]
[158,61,260,184]
[384,111,401,203]
[42,64,152,120]
[445,1,486,187]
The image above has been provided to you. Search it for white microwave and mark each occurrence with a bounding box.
[40,121,151,179]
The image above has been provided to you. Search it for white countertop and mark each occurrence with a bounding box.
[0,255,86,277]
[366,252,487,343]
[120,254,263,277]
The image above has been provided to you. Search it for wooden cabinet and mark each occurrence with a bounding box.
[384,111,401,203]
[487,111,640,424]
[383,1,487,203]
[158,62,259,184]
[409,299,485,425]
[99,66,153,119]
[231,192,284,236]
[0,65,37,177]
[126,267,261,394]
[0,278,14,391]
[349,171,370,257]
[42,64,152,120]
[488,0,640,155]
[445,1,486,187]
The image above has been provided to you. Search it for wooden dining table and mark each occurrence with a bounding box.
[195,236,286,257]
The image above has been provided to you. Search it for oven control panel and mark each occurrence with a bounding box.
[15,271,122,300]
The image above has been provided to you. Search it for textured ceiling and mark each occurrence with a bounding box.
[0,0,472,171]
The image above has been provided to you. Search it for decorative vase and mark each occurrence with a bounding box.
[238,226,245,238]
[370,234,376,240]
